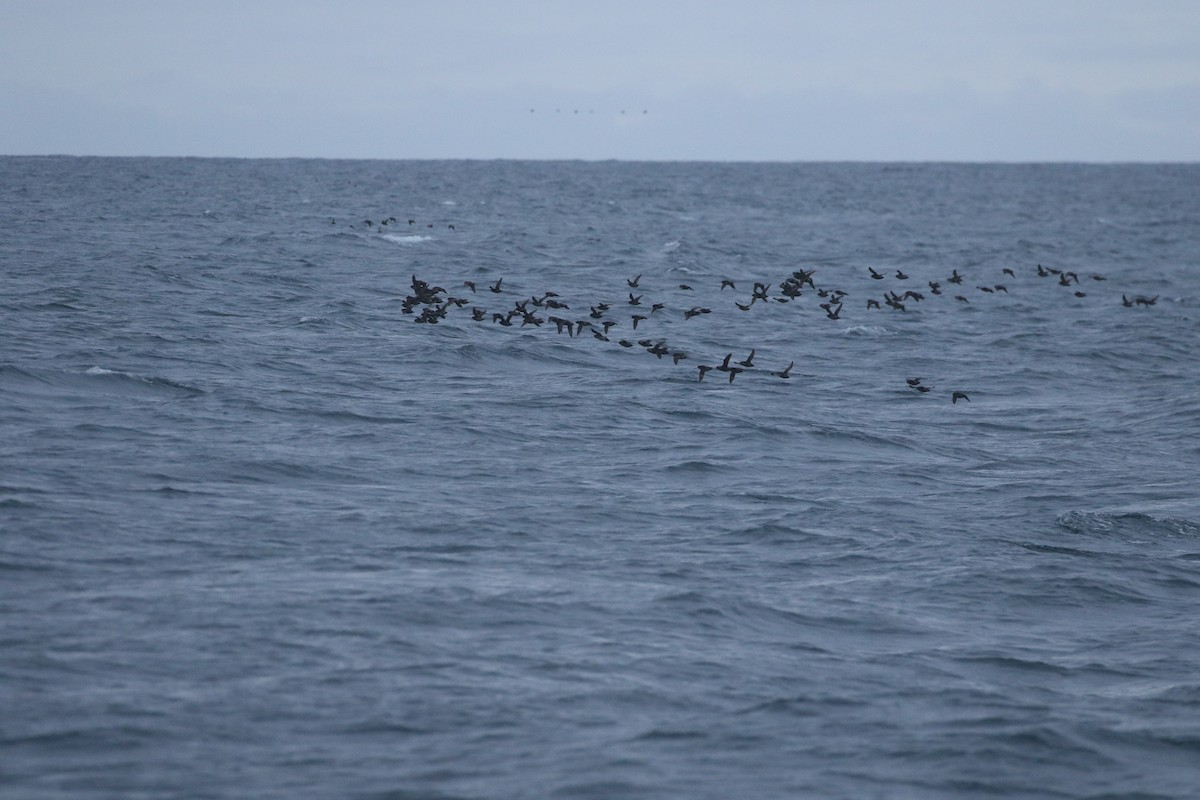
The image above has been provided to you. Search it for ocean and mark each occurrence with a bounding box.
[2,156,1198,799]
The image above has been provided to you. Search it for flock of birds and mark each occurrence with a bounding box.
[333,216,1160,402]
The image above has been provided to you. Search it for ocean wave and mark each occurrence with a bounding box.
[83,366,206,397]
[1056,510,1200,540]
[382,233,434,244]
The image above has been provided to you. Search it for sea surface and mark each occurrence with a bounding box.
[2,157,1199,799]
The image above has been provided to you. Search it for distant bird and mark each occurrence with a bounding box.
[770,361,794,379]
[697,364,714,381]
[727,367,745,383]
[672,352,687,365]
[867,298,881,309]
[1003,268,1015,277]
[631,314,647,329]
[738,349,756,368]
[490,277,503,293]
[896,270,909,280]
[721,279,736,290]
[628,293,642,305]
[463,280,477,293]
[951,391,970,404]
[627,274,642,288]
[948,269,964,285]
[869,267,885,280]
[679,284,693,291]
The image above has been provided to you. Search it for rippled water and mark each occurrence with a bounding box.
[3,157,1199,799]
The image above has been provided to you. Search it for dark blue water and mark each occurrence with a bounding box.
[3,157,1199,799]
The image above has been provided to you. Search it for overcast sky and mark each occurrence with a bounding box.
[3,0,1198,161]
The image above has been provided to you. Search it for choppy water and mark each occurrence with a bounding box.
[2,157,1199,799]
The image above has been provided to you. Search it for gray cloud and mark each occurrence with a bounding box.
[2,0,1197,160]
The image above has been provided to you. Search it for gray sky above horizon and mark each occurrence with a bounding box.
[3,0,1199,161]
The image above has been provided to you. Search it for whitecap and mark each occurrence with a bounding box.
[842,325,893,336]
[381,234,433,245]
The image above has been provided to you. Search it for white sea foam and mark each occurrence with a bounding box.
[382,234,433,244]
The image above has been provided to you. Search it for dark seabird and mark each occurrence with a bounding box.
[593,330,609,342]
[727,367,745,383]
[1003,268,1015,277]
[1074,291,1087,298]
[628,274,642,288]
[738,349,756,368]
[721,279,736,290]
[651,303,665,313]
[679,284,693,291]
[736,302,752,311]
[867,298,881,309]
[929,281,942,294]
[619,339,634,347]
[1122,294,1134,307]
[869,267,885,280]
[1092,274,1107,281]
[978,286,994,293]
[601,320,617,333]
[896,270,909,280]
[825,303,843,320]
[672,352,687,365]
[906,377,924,387]
[490,277,503,293]
[1037,264,1050,277]
[951,391,970,404]
[684,306,711,319]
[955,295,969,302]
[463,280,477,293]
[628,293,643,305]
[631,314,647,329]
[994,285,1008,293]
[770,361,794,379]
[471,308,486,321]
[716,353,733,372]
[948,269,964,284]
[698,365,713,381]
